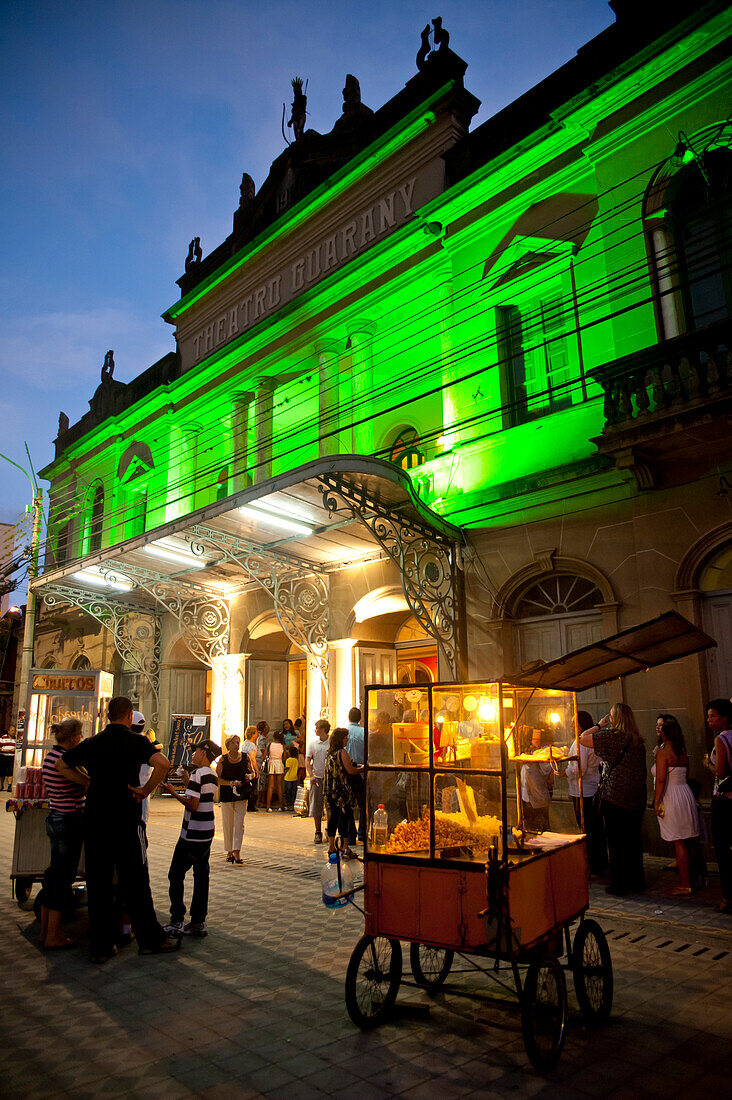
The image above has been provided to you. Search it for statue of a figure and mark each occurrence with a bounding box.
[416,17,450,70]
[433,16,449,51]
[239,173,255,206]
[101,350,114,383]
[416,23,431,70]
[58,411,69,435]
[287,77,307,142]
[185,237,202,273]
[343,74,361,107]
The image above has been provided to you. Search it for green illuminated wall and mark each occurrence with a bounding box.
[38,8,731,561]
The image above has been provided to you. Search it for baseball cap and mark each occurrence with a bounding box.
[196,739,221,761]
[131,711,146,731]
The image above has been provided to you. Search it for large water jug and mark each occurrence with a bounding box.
[321,851,354,909]
[371,804,388,852]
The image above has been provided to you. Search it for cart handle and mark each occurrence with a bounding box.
[331,883,366,901]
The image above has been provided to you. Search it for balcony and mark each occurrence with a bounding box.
[589,319,731,490]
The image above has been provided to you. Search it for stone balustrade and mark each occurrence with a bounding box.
[590,319,731,432]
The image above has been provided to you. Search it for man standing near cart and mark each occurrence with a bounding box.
[57,695,180,963]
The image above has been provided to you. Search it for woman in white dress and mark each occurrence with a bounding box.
[652,716,699,895]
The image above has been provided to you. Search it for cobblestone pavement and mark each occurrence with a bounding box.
[1,793,731,1099]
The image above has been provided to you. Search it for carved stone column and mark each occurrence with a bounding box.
[254,378,276,481]
[348,322,376,456]
[231,391,254,493]
[317,342,341,458]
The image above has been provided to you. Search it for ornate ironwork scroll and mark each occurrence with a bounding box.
[96,561,231,670]
[317,473,466,679]
[41,583,161,725]
[184,524,330,690]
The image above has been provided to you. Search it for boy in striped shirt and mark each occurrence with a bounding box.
[161,739,219,938]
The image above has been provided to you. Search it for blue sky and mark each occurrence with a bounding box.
[0,0,613,532]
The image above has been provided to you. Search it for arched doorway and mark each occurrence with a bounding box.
[700,542,732,698]
[511,572,610,718]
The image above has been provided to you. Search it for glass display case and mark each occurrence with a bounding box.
[365,680,581,863]
[23,669,115,767]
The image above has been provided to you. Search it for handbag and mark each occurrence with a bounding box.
[594,733,631,810]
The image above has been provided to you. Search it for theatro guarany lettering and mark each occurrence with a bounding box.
[190,177,417,364]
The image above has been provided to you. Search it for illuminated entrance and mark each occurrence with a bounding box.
[31,457,466,743]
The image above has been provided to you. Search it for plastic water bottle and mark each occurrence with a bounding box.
[321,851,354,909]
[371,804,388,852]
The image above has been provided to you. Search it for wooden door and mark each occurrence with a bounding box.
[247,659,289,729]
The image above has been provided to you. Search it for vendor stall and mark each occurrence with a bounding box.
[9,668,113,903]
[343,611,716,1070]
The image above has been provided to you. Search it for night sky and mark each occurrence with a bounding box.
[0,0,613,529]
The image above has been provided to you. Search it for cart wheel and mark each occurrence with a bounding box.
[15,877,34,906]
[571,918,613,1025]
[410,942,453,992]
[345,935,402,1030]
[521,957,568,1071]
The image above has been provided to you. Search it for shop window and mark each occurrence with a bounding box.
[514,574,602,618]
[216,467,229,501]
[497,297,573,427]
[88,483,104,552]
[647,146,731,339]
[389,428,425,470]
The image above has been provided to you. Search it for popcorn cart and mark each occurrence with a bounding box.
[8,668,114,904]
[347,677,602,1070]
[344,612,717,1071]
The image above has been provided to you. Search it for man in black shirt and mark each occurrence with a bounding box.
[57,695,180,962]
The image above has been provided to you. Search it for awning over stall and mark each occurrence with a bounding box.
[507,611,716,692]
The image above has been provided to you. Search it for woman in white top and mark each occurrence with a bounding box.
[565,710,608,874]
[266,730,286,812]
[652,716,698,895]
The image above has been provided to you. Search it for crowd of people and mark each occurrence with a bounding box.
[3,689,729,964]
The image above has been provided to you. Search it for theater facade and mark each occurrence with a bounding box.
[29,2,731,840]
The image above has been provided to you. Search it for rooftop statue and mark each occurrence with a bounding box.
[185,237,202,273]
[101,349,115,383]
[416,17,450,71]
[287,77,308,143]
[239,172,255,205]
[58,411,69,436]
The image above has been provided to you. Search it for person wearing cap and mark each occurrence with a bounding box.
[131,712,155,825]
[161,739,220,937]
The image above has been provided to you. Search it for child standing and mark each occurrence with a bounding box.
[162,739,219,938]
[284,744,299,807]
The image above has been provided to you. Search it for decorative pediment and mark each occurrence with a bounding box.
[483,235,576,294]
[118,442,154,484]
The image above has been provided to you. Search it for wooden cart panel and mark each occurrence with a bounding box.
[365,837,588,952]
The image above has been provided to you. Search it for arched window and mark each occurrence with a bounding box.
[514,575,603,618]
[646,143,731,339]
[88,483,104,552]
[216,467,229,501]
[672,148,731,331]
[72,653,92,671]
[389,427,424,470]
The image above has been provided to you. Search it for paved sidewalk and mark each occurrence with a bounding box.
[1,793,731,1099]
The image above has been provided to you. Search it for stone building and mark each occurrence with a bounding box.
[29,1,731,845]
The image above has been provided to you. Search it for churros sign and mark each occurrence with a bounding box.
[31,674,95,693]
